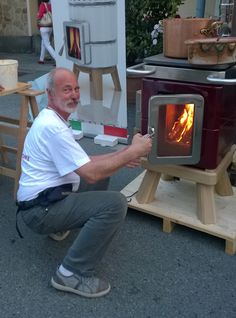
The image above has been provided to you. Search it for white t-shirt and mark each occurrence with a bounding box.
[17,108,91,201]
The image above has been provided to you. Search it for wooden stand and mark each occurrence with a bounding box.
[0,83,44,198]
[121,146,236,255]
[73,64,121,100]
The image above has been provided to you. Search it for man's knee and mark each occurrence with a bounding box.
[107,192,128,221]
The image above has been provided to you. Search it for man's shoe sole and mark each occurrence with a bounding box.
[51,277,111,298]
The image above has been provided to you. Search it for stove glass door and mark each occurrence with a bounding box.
[148,94,204,165]
[63,21,91,65]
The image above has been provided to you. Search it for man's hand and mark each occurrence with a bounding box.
[130,133,152,158]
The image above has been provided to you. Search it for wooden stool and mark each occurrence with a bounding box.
[73,64,121,100]
[135,145,236,225]
[0,84,44,198]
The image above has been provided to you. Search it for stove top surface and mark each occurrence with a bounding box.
[144,53,235,72]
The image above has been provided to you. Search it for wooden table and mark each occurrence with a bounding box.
[0,82,44,198]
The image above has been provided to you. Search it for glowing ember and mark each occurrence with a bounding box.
[168,103,194,144]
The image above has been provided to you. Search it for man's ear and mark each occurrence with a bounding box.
[47,88,54,97]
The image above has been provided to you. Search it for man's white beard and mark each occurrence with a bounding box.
[60,100,79,114]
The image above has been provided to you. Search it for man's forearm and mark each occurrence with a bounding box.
[90,146,128,162]
[77,133,152,183]
[77,146,138,183]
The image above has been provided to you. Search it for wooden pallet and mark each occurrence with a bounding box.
[121,165,236,255]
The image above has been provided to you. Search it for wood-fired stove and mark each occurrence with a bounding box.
[128,54,236,169]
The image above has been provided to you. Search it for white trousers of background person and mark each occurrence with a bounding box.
[39,27,56,62]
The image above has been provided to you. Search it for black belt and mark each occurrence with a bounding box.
[16,184,73,238]
[17,196,45,210]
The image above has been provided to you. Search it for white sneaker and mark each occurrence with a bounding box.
[48,230,70,241]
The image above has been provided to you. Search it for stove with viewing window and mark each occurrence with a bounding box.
[122,54,236,251]
[128,53,236,170]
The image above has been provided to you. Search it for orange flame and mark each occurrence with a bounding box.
[168,103,194,144]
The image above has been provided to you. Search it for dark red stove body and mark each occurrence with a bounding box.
[141,78,236,169]
[136,55,236,170]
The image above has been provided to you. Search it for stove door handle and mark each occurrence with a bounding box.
[126,64,156,76]
[207,75,236,84]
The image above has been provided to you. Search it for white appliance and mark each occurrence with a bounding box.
[64,0,117,68]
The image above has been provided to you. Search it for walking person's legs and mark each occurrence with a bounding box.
[39,28,46,63]
[39,27,56,62]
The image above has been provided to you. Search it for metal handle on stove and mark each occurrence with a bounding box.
[126,63,156,76]
[207,75,236,84]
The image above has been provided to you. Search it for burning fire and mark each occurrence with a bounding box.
[168,103,194,144]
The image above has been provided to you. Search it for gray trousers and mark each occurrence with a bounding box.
[21,179,128,276]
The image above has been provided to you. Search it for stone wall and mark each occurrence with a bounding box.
[0,0,28,36]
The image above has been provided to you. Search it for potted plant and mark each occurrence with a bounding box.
[125,0,185,103]
[125,0,185,66]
